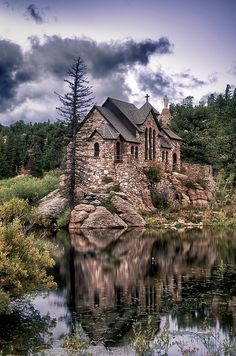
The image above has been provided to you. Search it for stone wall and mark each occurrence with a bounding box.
[182,163,213,181]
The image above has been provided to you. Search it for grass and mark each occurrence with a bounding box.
[0,170,60,205]
[143,199,236,229]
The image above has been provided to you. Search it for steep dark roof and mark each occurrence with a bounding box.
[96,106,139,143]
[139,102,160,124]
[103,97,143,129]
[160,137,172,149]
[162,127,183,141]
[96,123,119,140]
[84,98,182,144]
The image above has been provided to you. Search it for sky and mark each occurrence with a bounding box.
[0,0,235,125]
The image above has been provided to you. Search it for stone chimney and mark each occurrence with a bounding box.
[160,95,172,127]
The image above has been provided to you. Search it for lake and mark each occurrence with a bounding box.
[0,227,236,355]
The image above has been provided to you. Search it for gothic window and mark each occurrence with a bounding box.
[115,141,122,163]
[135,146,138,159]
[162,151,165,162]
[94,142,100,157]
[153,130,156,160]
[173,152,177,170]
[145,128,148,160]
[149,127,152,160]
[131,145,134,155]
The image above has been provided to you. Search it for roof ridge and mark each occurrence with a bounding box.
[108,97,138,108]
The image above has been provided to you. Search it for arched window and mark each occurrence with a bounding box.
[153,130,156,160]
[115,141,122,163]
[145,128,148,160]
[135,146,138,159]
[162,151,165,162]
[173,152,177,171]
[94,142,100,157]
[131,146,134,155]
[166,151,169,163]
[149,128,152,160]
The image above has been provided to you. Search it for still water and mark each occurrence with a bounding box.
[0,227,236,355]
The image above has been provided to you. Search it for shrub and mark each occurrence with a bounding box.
[63,332,89,351]
[0,198,42,226]
[0,219,56,314]
[133,316,156,356]
[184,180,197,190]
[111,183,121,192]
[0,171,60,205]
[151,191,169,208]
[144,167,162,183]
[103,195,116,213]
[57,208,72,228]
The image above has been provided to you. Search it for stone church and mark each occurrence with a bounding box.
[66,95,185,209]
[60,93,215,213]
[76,95,181,180]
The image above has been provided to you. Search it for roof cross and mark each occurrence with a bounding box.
[145,93,150,102]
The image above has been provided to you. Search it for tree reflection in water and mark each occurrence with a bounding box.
[0,300,56,355]
[69,228,236,346]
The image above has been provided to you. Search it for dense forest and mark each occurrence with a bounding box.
[0,85,235,180]
[170,84,236,177]
[0,121,68,178]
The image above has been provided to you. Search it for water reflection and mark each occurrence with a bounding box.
[0,300,56,355]
[1,227,236,354]
[69,228,236,345]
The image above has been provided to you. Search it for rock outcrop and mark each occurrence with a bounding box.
[111,194,146,227]
[81,206,127,230]
[69,204,127,231]
[69,193,146,231]
[37,189,70,219]
[156,171,215,207]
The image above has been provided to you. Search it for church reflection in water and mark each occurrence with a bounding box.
[67,228,236,344]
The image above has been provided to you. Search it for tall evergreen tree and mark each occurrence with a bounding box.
[56,57,93,206]
[224,84,232,100]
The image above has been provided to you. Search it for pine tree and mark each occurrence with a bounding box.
[56,57,93,206]
[224,84,232,100]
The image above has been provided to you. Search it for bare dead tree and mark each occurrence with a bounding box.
[56,57,93,206]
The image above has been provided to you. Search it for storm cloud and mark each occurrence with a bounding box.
[0,40,24,111]
[25,4,45,24]
[0,35,173,118]
[25,35,173,78]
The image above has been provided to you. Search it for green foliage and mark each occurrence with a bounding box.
[184,179,197,190]
[0,198,42,226]
[0,121,68,179]
[0,219,56,314]
[57,208,72,228]
[170,85,236,177]
[133,316,156,356]
[0,170,60,205]
[103,195,116,213]
[151,191,169,208]
[63,332,89,351]
[111,183,121,192]
[144,166,162,183]
[212,169,236,208]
